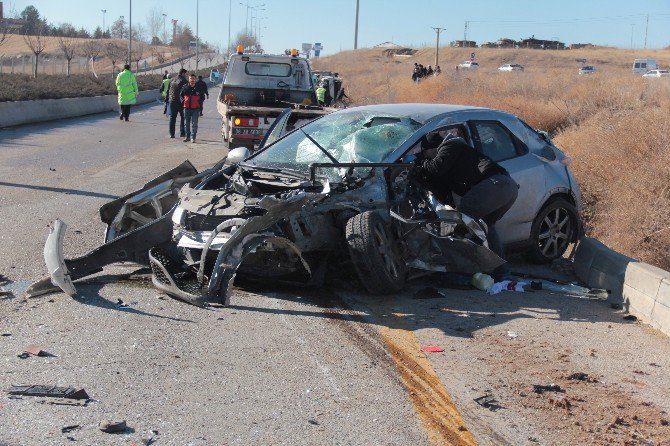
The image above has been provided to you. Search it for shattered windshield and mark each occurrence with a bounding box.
[246,110,422,177]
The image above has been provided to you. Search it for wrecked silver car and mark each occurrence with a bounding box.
[30,104,581,306]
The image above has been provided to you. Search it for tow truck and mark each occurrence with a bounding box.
[217,46,330,150]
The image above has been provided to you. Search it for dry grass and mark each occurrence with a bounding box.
[314,47,670,268]
[0,34,172,57]
[0,73,163,101]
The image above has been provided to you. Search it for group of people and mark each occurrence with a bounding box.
[114,65,209,143]
[411,63,441,81]
[160,69,209,142]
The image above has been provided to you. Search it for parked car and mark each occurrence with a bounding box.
[458,61,479,70]
[578,66,596,75]
[632,59,657,75]
[642,69,670,78]
[499,63,524,72]
[209,68,220,82]
[33,104,582,306]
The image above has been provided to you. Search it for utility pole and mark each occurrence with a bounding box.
[464,21,469,41]
[644,14,649,49]
[101,9,107,35]
[128,0,132,65]
[630,24,634,49]
[432,27,445,68]
[354,0,360,49]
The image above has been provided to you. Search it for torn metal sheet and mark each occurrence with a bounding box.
[8,385,89,400]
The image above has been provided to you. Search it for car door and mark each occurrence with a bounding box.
[468,118,546,244]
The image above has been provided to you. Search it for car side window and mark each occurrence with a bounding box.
[469,120,521,162]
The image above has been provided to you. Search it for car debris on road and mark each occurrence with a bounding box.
[7,385,89,400]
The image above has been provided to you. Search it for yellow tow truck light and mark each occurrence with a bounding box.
[290,48,298,56]
[236,44,244,54]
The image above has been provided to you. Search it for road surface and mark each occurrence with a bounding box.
[1,96,670,445]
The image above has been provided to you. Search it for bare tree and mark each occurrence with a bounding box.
[105,42,125,78]
[0,21,9,50]
[57,35,77,76]
[150,45,166,71]
[146,7,163,43]
[132,40,146,72]
[81,40,102,76]
[23,26,47,78]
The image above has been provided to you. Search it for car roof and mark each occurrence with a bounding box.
[339,103,490,123]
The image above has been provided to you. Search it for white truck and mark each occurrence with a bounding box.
[217,49,330,150]
[632,59,657,75]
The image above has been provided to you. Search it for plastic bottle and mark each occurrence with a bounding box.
[472,272,495,291]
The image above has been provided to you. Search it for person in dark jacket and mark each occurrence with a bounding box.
[195,75,209,116]
[166,68,188,138]
[180,73,206,142]
[411,130,519,275]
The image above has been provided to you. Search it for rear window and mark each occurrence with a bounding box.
[245,62,292,77]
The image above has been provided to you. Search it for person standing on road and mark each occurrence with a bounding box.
[195,75,209,117]
[411,130,519,279]
[166,68,188,138]
[160,74,171,115]
[115,64,139,122]
[180,73,206,143]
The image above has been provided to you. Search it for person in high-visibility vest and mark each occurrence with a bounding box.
[160,74,171,115]
[115,64,139,122]
[316,83,327,106]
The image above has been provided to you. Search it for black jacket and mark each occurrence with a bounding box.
[167,76,188,104]
[195,79,209,97]
[413,137,508,201]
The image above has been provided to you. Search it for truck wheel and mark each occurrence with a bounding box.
[345,211,407,294]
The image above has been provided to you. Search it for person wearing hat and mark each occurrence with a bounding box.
[411,129,519,278]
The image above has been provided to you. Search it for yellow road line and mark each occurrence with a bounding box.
[377,314,477,446]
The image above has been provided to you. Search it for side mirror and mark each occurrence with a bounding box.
[226,147,251,164]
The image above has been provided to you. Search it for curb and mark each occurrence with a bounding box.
[0,90,159,129]
[574,237,670,336]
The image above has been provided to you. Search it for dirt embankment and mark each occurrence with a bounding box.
[313,47,670,270]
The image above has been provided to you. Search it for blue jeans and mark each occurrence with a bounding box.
[184,108,199,138]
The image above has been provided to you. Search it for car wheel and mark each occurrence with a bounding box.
[527,198,578,264]
[345,211,407,294]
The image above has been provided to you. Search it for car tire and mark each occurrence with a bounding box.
[527,198,578,264]
[345,211,407,294]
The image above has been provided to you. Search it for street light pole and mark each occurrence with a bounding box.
[228,0,232,54]
[432,27,444,68]
[128,0,132,65]
[101,9,107,35]
[196,0,199,73]
[162,13,167,44]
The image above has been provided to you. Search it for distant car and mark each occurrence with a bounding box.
[499,63,524,72]
[458,61,479,70]
[642,69,670,78]
[210,68,220,82]
[578,66,596,75]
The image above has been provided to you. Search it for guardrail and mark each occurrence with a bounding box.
[574,237,670,336]
[0,89,159,128]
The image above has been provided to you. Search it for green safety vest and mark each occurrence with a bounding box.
[115,69,139,105]
[316,87,326,103]
[161,78,171,98]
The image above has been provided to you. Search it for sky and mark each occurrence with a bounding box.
[4,0,670,55]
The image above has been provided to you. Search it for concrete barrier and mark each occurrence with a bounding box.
[0,89,160,129]
[574,237,670,337]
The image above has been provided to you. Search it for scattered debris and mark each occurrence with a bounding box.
[308,419,319,425]
[421,345,444,353]
[550,396,572,410]
[507,331,519,339]
[472,272,494,291]
[49,167,56,171]
[650,363,661,367]
[61,425,81,434]
[623,314,638,321]
[412,286,445,299]
[474,393,503,411]
[23,344,51,357]
[533,384,564,394]
[99,420,127,433]
[487,280,527,295]
[8,385,89,400]
[661,419,669,426]
[116,299,129,308]
[0,274,10,286]
[39,398,89,407]
[2,333,11,337]
[567,372,598,382]
[633,370,650,375]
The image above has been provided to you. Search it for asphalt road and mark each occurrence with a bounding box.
[1,96,670,445]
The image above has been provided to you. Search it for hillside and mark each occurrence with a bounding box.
[313,46,670,269]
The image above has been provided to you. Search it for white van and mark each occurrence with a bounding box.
[632,59,657,75]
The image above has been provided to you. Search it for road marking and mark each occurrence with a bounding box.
[372,302,477,446]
